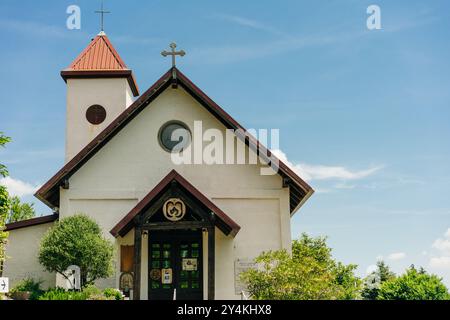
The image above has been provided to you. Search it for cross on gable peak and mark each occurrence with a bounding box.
[161,42,186,68]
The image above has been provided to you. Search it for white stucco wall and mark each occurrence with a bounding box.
[3,223,56,289]
[65,78,134,162]
[59,86,292,299]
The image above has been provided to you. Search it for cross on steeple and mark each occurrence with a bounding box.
[95,1,110,32]
[161,43,186,68]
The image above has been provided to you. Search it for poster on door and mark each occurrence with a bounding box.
[182,258,198,271]
[161,268,173,284]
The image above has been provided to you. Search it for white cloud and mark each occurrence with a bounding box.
[0,176,41,197]
[429,257,450,269]
[445,228,450,239]
[334,183,356,190]
[366,264,377,275]
[428,228,450,285]
[214,14,292,39]
[387,252,406,261]
[188,24,366,65]
[272,149,382,182]
[0,18,72,39]
[432,237,450,255]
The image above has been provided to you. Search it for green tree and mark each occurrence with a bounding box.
[241,233,362,300]
[0,132,11,178]
[362,260,396,300]
[7,196,36,223]
[38,214,114,288]
[378,266,449,300]
[0,186,10,277]
[0,133,11,277]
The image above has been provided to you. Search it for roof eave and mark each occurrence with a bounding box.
[38,67,312,215]
[5,214,59,232]
[60,69,140,97]
[110,170,241,238]
[290,188,315,217]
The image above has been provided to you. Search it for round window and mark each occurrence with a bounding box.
[158,121,191,152]
[86,105,107,125]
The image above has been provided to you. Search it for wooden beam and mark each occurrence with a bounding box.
[208,224,215,300]
[143,221,208,231]
[133,225,142,300]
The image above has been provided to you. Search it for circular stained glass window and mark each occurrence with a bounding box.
[86,105,107,125]
[158,121,191,152]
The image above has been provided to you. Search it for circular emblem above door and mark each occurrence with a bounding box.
[163,198,186,222]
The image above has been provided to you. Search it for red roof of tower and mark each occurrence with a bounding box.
[61,33,139,96]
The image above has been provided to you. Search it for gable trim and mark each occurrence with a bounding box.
[5,214,59,232]
[110,170,241,238]
[35,67,313,214]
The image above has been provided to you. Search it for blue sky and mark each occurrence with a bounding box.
[1,0,450,284]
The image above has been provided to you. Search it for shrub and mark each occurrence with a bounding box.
[241,234,362,300]
[82,284,102,297]
[38,286,124,300]
[9,278,44,300]
[103,288,124,300]
[378,266,450,300]
[38,288,87,301]
[38,214,114,288]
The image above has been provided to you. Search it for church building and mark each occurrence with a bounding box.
[3,31,313,300]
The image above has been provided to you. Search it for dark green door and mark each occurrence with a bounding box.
[148,230,203,300]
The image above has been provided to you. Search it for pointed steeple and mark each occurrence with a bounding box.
[61,34,139,96]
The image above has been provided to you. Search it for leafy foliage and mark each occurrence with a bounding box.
[38,288,88,300]
[9,278,44,300]
[0,186,10,275]
[241,233,362,300]
[38,214,114,288]
[37,286,123,300]
[103,287,125,300]
[0,133,11,275]
[362,260,396,300]
[378,266,450,300]
[7,196,36,223]
[0,132,11,178]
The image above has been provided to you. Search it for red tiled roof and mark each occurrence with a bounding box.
[69,34,127,71]
[61,33,139,96]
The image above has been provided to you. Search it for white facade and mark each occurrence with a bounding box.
[58,87,291,299]
[3,37,311,299]
[4,223,56,289]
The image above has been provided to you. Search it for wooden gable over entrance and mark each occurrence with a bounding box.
[111,169,240,300]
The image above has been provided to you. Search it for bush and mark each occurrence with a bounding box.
[241,234,362,300]
[9,278,43,300]
[82,284,102,297]
[38,288,87,301]
[38,214,114,288]
[37,286,124,300]
[378,266,450,300]
[103,288,124,300]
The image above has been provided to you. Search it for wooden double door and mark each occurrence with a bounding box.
[148,230,203,300]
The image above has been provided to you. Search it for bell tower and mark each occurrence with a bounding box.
[61,32,139,162]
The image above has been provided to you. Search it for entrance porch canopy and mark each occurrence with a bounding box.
[110,169,241,238]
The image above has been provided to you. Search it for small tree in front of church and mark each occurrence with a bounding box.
[38,214,114,288]
[241,234,362,300]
